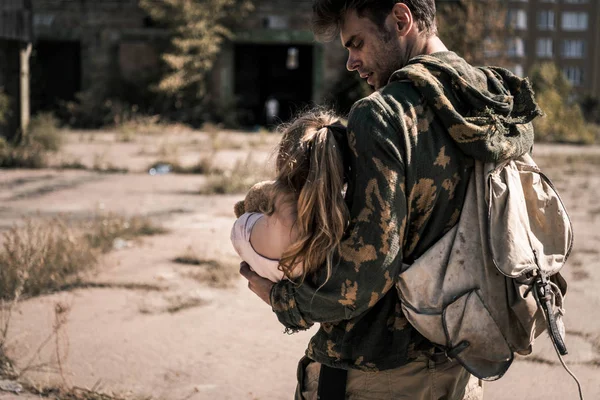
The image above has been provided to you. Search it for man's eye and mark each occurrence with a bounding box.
[355,41,363,49]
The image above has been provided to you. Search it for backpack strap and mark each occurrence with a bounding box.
[534,273,585,400]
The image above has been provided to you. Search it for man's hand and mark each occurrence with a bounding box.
[239,262,274,306]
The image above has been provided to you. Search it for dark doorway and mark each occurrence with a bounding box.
[30,40,81,114]
[234,44,313,127]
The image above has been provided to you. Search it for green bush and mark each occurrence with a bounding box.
[0,112,64,168]
[0,141,47,168]
[530,63,595,144]
[27,112,63,151]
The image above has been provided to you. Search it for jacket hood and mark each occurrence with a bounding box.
[389,52,542,163]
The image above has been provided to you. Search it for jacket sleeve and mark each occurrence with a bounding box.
[270,96,408,330]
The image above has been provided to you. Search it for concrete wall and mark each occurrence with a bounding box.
[31,0,160,94]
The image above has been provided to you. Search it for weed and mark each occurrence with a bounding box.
[0,297,138,400]
[92,152,128,174]
[183,260,238,289]
[174,247,238,288]
[84,213,168,254]
[173,254,203,266]
[148,153,214,175]
[59,160,88,170]
[116,115,175,140]
[156,140,180,160]
[27,113,63,152]
[0,139,47,169]
[165,296,206,314]
[93,164,129,174]
[199,155,273,195]
[0,217,97,300]
[173,247,220,268]
[184,154,215,174]
[0,213,167,301]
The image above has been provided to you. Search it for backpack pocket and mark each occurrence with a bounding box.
[442,289,513,380]
[487,154,574,278]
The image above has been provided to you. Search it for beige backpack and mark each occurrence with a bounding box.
[397,153,582,397]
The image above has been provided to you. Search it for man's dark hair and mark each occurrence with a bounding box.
[312,0,437,41]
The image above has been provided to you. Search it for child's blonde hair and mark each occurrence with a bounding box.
[265,109,349,284]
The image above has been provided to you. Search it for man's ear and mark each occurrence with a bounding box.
[391,2,413,36]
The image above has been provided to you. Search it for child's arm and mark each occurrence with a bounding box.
[250,199,297,261]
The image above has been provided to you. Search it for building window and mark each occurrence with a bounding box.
[507,37,525,57]
[483,37,502,58]
[562,40,585,58]
[563,67,584,86]
[562,12,588,31]
[513,65,524,78]
[537,11,555,30]
[507,9,527,30]
[564,0,588,4]
[536,38,553,57]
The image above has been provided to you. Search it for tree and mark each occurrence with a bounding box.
[529,63,594,144]
[579,95,600,125]
[436,0,507,66]
[139,0,253,122]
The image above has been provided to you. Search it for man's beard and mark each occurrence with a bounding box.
[375,33,404,89]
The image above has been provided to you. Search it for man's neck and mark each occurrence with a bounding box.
[420,36,448,55]
[401,34,448,69]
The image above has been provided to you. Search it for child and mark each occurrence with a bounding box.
[231,109,349,283]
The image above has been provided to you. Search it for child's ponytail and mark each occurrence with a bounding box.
[270,110,349,284]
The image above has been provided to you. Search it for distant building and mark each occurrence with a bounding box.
[0,0,33,139]
[21,0,160,115]
[0,0,350,134]
[503,0,600,97]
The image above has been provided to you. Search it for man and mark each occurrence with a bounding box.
[240,1,539,398]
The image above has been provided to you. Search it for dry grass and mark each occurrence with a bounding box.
[0,113,66,169]
[0,298,146,400]
[0,140,47,168]
[184,261,238,289]
[147,153,215,175]
[83,212,168,254]
[0,218,97,300]
[116,115,190,143]
[27,386,142,400]
[28,113,63,152]
[58,159,88,170]
[199,155,273,195]
[174,247,238,288]
[535,153,600,170]
[0,301,18,379]
[0,213,167,301]
[92,152,129,174]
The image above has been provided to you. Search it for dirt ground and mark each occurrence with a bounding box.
[0,128,599,400]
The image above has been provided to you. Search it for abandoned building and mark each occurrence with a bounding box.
[0,0,349,136]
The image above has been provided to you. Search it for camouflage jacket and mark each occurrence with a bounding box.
[270,52,541,371]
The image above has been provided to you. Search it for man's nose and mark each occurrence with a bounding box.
[346,54,360,72]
